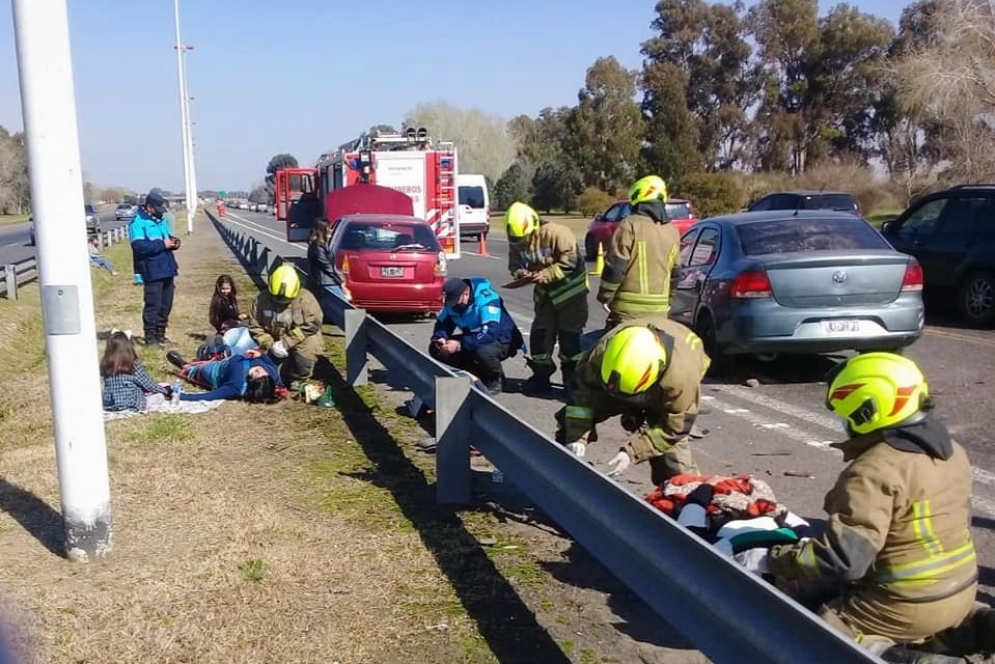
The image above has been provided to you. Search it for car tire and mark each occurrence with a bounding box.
[695,310,720,360]
[957,270,995,327]
[584,234,596,262]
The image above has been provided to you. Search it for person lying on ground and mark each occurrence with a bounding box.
[166,348,282,404]
[101,329,170,412]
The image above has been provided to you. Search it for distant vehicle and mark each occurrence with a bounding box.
[28,204,102,245]
[747,190,860,216]
[584,199,697,260]
[880,183,995,327]
[669,210,924,362]
[115,203,136,221]
[329,214,447,314]
[456,174,490,240]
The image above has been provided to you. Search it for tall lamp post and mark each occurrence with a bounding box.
[172,0,196,232]
[180,46,197,230]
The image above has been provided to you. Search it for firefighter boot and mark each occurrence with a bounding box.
[522,359,555,396]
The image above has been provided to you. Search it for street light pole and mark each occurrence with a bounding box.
[11,0,113,562]
[172,0,193,233]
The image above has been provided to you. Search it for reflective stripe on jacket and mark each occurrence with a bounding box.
[596,212,680,316]
[508,221,588,309]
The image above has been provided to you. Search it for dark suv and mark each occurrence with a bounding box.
[880,184,995,327]
[747,190,860,215]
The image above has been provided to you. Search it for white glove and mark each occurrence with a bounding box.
[733,548,771,575]
[567,442,586,458]
[606,451,631,477]
[270,340,289,359]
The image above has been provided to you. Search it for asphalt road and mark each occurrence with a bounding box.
[0,212,123,266]
[221,208,995,607]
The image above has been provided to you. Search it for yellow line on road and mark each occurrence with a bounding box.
[924,327,995,348]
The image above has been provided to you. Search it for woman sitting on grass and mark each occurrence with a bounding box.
[166,348,283,404]
[101,330,171,412]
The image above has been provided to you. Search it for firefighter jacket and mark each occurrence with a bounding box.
[432,277,521,353]
[247,288,324,351]
[768,416,977,610]
[562,318,710,463]
[508,221,589,310]
[596,207,681,318]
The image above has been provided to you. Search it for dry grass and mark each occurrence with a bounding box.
[0,215,29,227]
[0,216,524,664]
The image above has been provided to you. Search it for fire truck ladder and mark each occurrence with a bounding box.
[436,140,457,216]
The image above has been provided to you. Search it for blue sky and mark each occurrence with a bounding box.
[0,0,903,194]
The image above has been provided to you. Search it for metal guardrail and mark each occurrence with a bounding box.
[207,212,885,664]
[0,226,128,300]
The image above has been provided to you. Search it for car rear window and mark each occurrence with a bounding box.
[458,186,486,209]
[339,221,442,252]
[666,202,693,218]
[802,194,858,212]
[736,218,889,255]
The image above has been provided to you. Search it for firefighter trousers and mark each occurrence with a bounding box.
[279,333,324,386]
[529,296,588,381]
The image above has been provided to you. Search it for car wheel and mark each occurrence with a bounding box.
[584,234,596,262]
[695,310,720,360]
[957,270,995,327]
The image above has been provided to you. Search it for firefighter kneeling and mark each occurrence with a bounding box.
[555,319,710,486]
[734,352,995,663]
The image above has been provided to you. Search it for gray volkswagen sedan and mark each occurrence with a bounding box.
[670,210,925,359]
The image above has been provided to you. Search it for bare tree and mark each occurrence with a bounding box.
[0,128,29,214]
[402,102,517,184]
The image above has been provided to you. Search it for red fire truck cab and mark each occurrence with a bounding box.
[276,127,463,258]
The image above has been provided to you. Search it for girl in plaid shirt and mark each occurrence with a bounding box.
[100,330,170,412]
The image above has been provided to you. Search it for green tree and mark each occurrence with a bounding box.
[640,61,703,183]
[564,56,643,192]
[530,160,579,214]
[494,162,531,211]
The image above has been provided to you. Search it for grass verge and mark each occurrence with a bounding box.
[0,215,583,664]
[0,214,29,227]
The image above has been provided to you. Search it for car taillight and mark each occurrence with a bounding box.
[901,260,923,292]
[435,251,447,276]
[730,270,773,299]
[340,256,350,276]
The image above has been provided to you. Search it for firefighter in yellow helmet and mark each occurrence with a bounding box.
[597,175,682,329]
[505,201,589,396]
[554,318,710,485]
[247,262,325,389]
[732,353,988,662]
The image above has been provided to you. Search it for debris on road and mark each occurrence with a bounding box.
[783,471,814,479]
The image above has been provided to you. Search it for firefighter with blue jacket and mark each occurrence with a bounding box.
[129,190,180,346]
[429,277,524,396]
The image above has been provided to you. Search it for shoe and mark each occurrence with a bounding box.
[143,334,162,347]
[165,350,186,369]
[483,381,502,397]
[157,327,174,344]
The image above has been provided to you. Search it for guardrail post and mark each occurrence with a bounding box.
[344,308,368,387]
[4,265,17,300]
[435,376,474,505]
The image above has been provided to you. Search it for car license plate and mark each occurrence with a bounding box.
[822,320,861,334]
[381,266,404,278]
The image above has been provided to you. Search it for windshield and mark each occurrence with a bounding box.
[117,204,130,209]
[665,202,693,218]
[737,218,889,255]
[458,186,486,209]
[802,194,858,212]
[84,204,96,214]
[339,221,442,252]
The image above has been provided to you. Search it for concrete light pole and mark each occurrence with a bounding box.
[11,0,113,562]
[179,44,198,231]
[173,0,194,233]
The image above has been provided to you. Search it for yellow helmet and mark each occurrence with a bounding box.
[825,352,929,435]
[505,201,539,241]
[628,175,669,206]
[268,263,301,301]
[600,326,668,395]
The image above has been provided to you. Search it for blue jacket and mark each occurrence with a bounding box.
[129,208,178,281]
[432,277,519,353]
[180,354,281,401]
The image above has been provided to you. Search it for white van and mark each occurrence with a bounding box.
[457,174,490,240]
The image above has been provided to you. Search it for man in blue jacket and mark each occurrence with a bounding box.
[129,191,180,346]
[429,277,524,395]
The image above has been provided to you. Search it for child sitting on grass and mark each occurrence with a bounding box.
[89,235,117,275]
[101,330,170,412]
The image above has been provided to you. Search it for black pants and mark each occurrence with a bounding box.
[429,336,510,385]
[143,277,175,335]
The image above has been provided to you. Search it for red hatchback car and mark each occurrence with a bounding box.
[331,214,448,314]
[584,199,698,259]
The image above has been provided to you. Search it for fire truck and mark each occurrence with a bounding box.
[275,127,462,257]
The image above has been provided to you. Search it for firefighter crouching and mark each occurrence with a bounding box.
[597,175,681,330]
[554,319,710,486]
[247,264,325,390]
[505,201,589,396]
[733,353,994,662]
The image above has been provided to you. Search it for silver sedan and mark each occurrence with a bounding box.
[669,210,925,360]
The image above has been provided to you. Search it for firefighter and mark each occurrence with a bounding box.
[554,319,710,485]
[597,175,681,329]
[733,353,989,662]
[505,201,589,396]
[247,263,325,389]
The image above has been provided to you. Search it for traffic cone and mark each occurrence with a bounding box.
[589,242,604,276]
[478,233,489,257]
